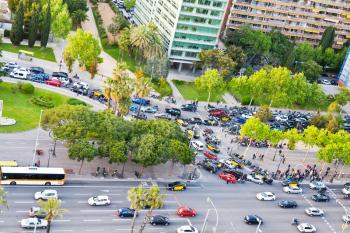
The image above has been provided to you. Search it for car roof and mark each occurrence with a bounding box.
[263,192,274,195]
[96,195,109,199]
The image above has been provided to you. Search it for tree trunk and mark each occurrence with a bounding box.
[78,159,85,175]
[107,98,111,109]
[302,146,310,163]
[130,210,138,233]
[121,162,126,177]
[139,208,153,233]
[272,146,279,161]
[207,91,211,105]
[139,166,145,177]
[243,138,252,158]
[46,220,51,233]
[168,160,175,176]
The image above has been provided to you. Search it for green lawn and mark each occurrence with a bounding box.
[0,43,56,62]
[103,45,139,72]
[172,80,224,102]
[0,82,69,133]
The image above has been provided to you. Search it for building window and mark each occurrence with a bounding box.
[198,0,211,6]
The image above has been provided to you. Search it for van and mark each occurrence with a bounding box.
[191,140,204,151]
[9,69,30,79]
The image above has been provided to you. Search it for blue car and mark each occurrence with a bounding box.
[129,104,140,112]
[132,98,150,106]
[29,73,49,83]
[30,67,45,74]
[118,208,135,218]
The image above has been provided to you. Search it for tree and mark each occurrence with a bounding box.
[0,186,8,211]
[127,184,146,233]
[138,185,165,233]
[124,0,136,11]
[194,69,224,103]
[8,0,20,13]
[197,49,237,77]
[268,30,294,66]
[41,1,51,48]
[302,126,319,162]
[134,69,150,98]
[38,198,67,233]
[268,129,283,161]
[63,29,102,79]
[240,117,270,157]
[255,105,272,122]
[103,78,113,109]
[68,141,96,174]
[28,11,39,47]
[168,139,194,176]
[10,1,24,46]
[335,87,350,106]
[71,9,88,28]
[319,27,335,50]
[226,45,246,69]
[118,27,131,55]
[63,49,74,73]
[51,7,72,39]
[64,0,88,13]
[144,55,169,80]
[108,14,129,41]
[300,60,323,83]
[284,128,300,150]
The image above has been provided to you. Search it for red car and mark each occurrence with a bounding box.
[219,172,236,183]
[204,150,218,160]
[177,207,197,217]
[209,109,228,118]
[45,79,61,87]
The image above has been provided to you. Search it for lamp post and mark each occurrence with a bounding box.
[32,110,43,166]
[200,197,218,233]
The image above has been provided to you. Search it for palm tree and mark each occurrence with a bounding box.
[38,198,67,233]
[127,184,146,233]
[134,69,151,117]
[130,25,151,58]
[0,186,8,211]
[138,185,165,233]
[103,78,113,109]
[71,9,88,28]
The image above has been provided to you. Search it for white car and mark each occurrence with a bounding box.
[320,79,331,85]
[88,195,111,206]
[177,225,198,233]
[275,115,288,122]
[154,113,171,120]
[309,181,326,190]
[256,192,276,201]
[9,68,30,79]
[72,81,89,90]
[34,190,58,200]
[297,223,316,232]
[219,159,235,169]
[305,207,324,216]
[342,213,350,223]
[247,175,263,184]
[342,187,350,195]
[21,218,48,229]
[283,186,303,194]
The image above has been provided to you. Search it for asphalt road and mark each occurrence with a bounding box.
[1,180,349,233]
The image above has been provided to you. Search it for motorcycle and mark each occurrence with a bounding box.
[291,218,299,225]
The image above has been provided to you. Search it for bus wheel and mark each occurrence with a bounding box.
[10,181,16,185]
[44,182,51,186]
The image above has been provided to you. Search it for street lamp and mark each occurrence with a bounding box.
[200,197,218,233]
[32,110,43,167]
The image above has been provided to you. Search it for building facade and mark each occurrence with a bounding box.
[226,0,350,48]
[134,0,229,71]
[338,47,350,89]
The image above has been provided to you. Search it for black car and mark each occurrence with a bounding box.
[149,215,169,226]
[345,182,350,189]
[244,215,262,225]
[312,194,330,202]
[30,67,45,74]
[167,181,186,191]
[70,86,89,95]
[165,108,181,116]
[188,117,202,125]
[118,207,136,217]
[278,200,297,208]
[181,104,197,112]
[262,177,273,185]
[200,160,218,173]
[223,168,243,179]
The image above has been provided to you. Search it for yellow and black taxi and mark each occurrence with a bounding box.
[176,118,189,127]
[167,181,187,191]
[228,158,244,169]
[207,143,220,153]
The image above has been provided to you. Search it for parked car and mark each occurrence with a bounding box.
[204,150,218,160]
[181,103,197,112]
[199,160,218,173]
[30,67,45,74]
[132,98,150,106]
[10,68,30,79]
[29,73,49,83]
[45,79,62,87]
[165,108,181,116]
[141,106,158,113]
[154,113,172,120]
[219,172,236,183]
[52,72,68,79]
[188,117,202,125]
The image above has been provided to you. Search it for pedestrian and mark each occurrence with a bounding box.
[231,138,234,143]
[261,154,264,161]
[226,180,229,184]
[282,157,286,164]
[252,154,256,159]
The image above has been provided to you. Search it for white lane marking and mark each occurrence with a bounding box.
[74,193,121,196]
[0,220,4,223]
[86,230,104,232]
[14,201,35,204]
[77,200,123,204]
[8,193,32,195]
[186,218,192,226]
[80,209,115,213]
[54,230,73,232]
[83,219,101,222]
[112,219,132,221]
[16,210,28,213]
[53,219,71,222]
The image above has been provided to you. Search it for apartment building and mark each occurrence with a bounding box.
[226,0,350,48]
[338,47,350,89]
[134,0,229,71]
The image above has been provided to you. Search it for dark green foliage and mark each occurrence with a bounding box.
[10,1,24,46]
[28,12,39,47]
[41,2,51,48]
[30,96,54,108]
[66,98,87,106]
[20,83,35,94]
[319,27,335,50]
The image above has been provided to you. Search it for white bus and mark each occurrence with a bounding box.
[0,167,66,186]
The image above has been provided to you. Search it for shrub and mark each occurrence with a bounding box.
[152,77,172,97]
[21,83,35,94]
[241,96,252,105]
[30,96,54,108]
[16,81,23,90]
[67,98,87,106]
